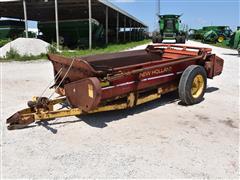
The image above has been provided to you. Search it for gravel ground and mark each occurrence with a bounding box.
[1,40,239,179]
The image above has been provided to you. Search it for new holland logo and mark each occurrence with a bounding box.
[139,66,173,78]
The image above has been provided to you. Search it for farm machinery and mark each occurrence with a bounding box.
[0,19,36,46]
[227,27,240,54]
[38,19,104,48]
[189,26,232,43]
[0,20,25,40]
[152,14,186,43]
[6,44,224,130]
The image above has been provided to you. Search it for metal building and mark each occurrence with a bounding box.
[0,0,148,49]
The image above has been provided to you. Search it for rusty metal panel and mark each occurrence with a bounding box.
[204,54,224,78]
[65,77,102,112]
[214,56,224,76]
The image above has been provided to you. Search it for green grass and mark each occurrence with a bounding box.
[61,39,151,57]
[0,39,151,61]
[0,47,47,61]
[210,42,233,49]
[0,39,11,47]
[0,54,47,62]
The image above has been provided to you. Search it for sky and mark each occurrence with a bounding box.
[111,0,239,31]
[1,0,239,32]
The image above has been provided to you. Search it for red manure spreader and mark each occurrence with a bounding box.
[7,44,224,130]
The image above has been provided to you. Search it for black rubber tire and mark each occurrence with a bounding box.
[178,65,207,105]
[176,36,181,43]
[158,36,163,43]
[181,36,186,43]
[157,38,163,43]
[153,36,163,43]
[152,37,157,43]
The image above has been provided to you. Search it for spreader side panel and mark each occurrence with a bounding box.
[65,77,102,112]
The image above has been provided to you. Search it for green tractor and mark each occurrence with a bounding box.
[189,29,203,40]
[152,14,186,44]
[0,20,25,40]
[202,26,232,43]
[38,19,104,48]
[227,27,240,54]
[0,19,37,47]
[189,26,232,43]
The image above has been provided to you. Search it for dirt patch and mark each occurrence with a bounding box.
[195,114,210,123]
[219,119,239,129]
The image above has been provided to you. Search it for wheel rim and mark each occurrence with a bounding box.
[191,74,204,98]
[218,36,224,43]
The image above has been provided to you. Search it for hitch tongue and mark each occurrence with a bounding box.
[7,96,52,130]
[6,111,35,130]
[6,97,67,130]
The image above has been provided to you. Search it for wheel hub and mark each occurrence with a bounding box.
[191,74,204,98]
[218,36,224,43]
